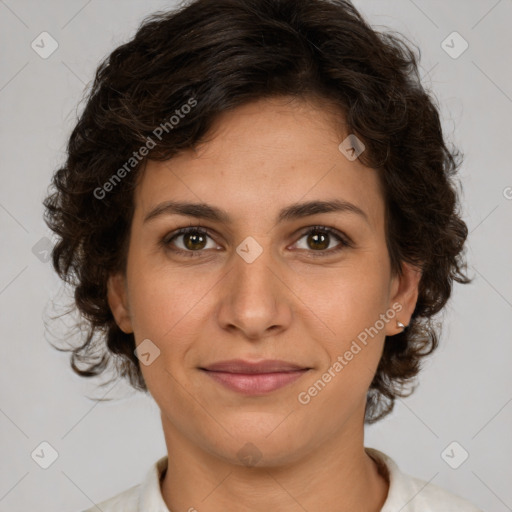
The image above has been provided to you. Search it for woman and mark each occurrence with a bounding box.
[43,0,481,510]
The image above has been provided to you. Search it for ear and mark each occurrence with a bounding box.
[107,272,133,334]
[386,261,422,336]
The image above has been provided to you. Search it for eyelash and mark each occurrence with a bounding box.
[161,225,353,259]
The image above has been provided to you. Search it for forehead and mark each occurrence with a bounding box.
[133,97,385,230]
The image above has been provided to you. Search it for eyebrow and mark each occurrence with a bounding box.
[143,199,369,225]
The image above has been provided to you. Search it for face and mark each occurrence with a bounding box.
[108,96,421,467]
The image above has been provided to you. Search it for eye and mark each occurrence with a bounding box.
[161,226,219,257]
[292,225,352,256]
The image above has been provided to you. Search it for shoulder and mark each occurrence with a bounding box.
[399,472,483,511]
[79,454,169,512]
[81,483,140,512]
[365,447,483,512]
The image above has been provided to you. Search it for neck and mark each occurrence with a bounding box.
[160,410,389,512]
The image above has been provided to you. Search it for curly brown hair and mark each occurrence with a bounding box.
[43,0,471,423]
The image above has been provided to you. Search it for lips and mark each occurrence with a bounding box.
[201,359,309,373]
[200,359,311,395]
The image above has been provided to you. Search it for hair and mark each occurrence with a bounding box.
[43,0,471,423]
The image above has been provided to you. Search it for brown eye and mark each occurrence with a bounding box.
[163,227,216,256]
[307,231,330,250]
[293,226,351,256]
[182,230,208,250]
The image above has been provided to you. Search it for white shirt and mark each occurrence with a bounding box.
[82,447,482,511]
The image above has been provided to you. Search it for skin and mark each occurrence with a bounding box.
[107,96,422,512]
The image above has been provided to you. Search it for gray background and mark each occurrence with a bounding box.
[1,0,511,510]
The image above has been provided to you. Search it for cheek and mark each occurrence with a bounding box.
[126,248,205,336]
[291,261,391,408]
[292,257,391,339]
[296,271,389,409]
[126,262,221,388]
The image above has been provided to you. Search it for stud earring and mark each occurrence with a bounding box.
[397,320,406,330]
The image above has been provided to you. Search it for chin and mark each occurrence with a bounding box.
[201,420,313,468]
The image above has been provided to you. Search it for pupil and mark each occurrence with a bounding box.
[309,232,328,250]
[185,232,206,250]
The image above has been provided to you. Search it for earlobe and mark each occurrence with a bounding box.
[387,261,422,336]
[107,273,133,334]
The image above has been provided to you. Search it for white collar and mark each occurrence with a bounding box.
[132,447,480,511]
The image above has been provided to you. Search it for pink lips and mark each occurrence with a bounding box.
[200,359,310,395]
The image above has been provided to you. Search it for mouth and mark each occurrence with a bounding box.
[199,359,311,395]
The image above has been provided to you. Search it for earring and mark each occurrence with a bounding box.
[397,320,406,330]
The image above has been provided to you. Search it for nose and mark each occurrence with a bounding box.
[216,242,293,341]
